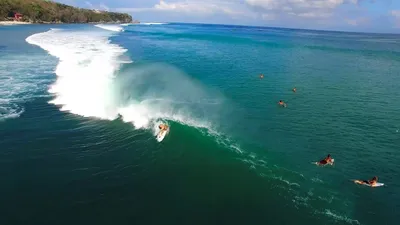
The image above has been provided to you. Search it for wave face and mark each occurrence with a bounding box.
[25,27,224,135]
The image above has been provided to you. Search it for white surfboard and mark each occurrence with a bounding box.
[364,183,384,187]
[353,180,384,187]
[312,158,334,166]
[156,127,169,142]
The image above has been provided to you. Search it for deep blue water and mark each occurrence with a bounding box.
[0,23,399,225]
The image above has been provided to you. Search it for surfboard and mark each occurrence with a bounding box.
[365,183,384,187]
[156,127,169,142]
[312,158,334,166]
[353,180,384,187]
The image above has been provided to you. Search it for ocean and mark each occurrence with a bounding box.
[0,23,399,225]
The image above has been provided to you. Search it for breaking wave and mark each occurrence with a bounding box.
[95,24,124,32]
[140,22,168,25]
[25,27,224,137]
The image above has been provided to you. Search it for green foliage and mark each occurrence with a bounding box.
[0,0,133,23]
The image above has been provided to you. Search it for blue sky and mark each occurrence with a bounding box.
[59,0,400,33]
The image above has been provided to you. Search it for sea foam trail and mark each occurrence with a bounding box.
[95,24,124,32]
[140,22,168,25]
[0,52,54,121]
[121,22,168,27]
[25,27,223,137]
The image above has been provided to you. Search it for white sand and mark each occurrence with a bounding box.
[0,21,31,25]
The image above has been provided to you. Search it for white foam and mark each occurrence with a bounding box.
[0,53,54,121]
[95,24,124,32]
[26,29,126,120]
[141,22,168,25]
[324,209,360,225]
[25,28,222,135]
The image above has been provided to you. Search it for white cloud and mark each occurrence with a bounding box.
[117,0,252,18]
[116,0,360,21]
[261,13,275,20]
[345,17,369,26]
[100,3,110,11]
[85,1,94,9]
[290,11,332,18]
[390,10,400,28]
[245,0,347,10]
[153,0,218,14]
[391,10,400,18]
[84,1,110,11]
[112,0,380,29]
[245,0,357,19]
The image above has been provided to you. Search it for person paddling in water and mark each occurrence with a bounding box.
[278,100,287,107]
[318,154,334,165]
[354,176,378,186]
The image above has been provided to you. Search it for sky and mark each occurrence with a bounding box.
[58,0,400,33]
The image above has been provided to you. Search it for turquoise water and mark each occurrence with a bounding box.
[0,23,399,225]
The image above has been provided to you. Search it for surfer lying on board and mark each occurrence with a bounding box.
[318,154,333,165]
[159,124,168,131]
[354,176,378,186]
[278,100,287,107]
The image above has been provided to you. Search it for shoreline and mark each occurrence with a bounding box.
[0,21,31,25]
[0,21,138,26]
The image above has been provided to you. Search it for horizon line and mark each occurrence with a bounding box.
[135,21,400,36]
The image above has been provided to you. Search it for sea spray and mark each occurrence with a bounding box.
[115,63,225,129]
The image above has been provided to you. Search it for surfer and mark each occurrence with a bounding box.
[159,124,168,131]
[278,100,287,107]
[354,176,378,186]
[156,123,170,142]
[318,154,333,165]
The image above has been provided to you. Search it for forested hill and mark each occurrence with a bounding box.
[0,0,134,23]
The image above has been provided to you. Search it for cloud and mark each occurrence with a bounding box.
[291,11,332,18]
[153,0,221,14]
[390,10,400,28]
[100,3,110,11]
[391,10,400,18]
[85,1,94,9]
[245,0,358,19]
[117,0,252,18]
[84,1,110,11]
[345,17,369,26]
[261,13,275,21]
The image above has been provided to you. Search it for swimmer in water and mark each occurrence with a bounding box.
[292,87,296,92]
[318,154,333,165]
[260,74,264,79]
[278,100,287,107]
[354,176,378,187]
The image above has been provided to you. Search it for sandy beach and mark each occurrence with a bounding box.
[0,21,31,25]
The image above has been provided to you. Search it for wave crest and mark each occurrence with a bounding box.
[95,24,124,32]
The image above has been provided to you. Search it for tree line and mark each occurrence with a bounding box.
[0,0,133,23]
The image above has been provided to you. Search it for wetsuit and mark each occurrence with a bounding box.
[319,159,328,165]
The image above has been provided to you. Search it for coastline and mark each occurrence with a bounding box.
[0,21,31,25]
[0,21,140,26]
